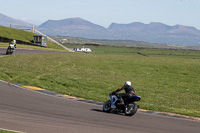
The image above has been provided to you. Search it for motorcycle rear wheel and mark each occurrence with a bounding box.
[103,100,111,112]
[125,103,138,116]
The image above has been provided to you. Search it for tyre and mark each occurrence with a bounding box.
[6,48,12,55]
[125,103,138,116]
[6,49,9,55]
[103,100,111,112]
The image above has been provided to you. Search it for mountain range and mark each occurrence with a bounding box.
[1,13,200,46]
[0,13,32,28]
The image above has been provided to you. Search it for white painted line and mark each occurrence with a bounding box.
[0,79,9,83]
[0,128,25,133]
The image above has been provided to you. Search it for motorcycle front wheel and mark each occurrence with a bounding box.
[125,103,138,116]
[6,49,10,55]
[103,100,111,112]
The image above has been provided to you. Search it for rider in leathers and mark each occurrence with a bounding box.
[113,81,136,105]
[9,40,16,49]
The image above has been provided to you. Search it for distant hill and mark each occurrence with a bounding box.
[38,18,111,39]
[0,13,32,28]
[108,22,200,46]
[39,17,106,30]
[1,12,200,46]
[38,18,200,46]
[108,22,200,36]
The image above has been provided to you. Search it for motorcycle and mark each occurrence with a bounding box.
[103,92,141,116]
[6,44,16,55]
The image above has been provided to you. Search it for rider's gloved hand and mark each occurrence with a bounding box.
[112,91,116,94]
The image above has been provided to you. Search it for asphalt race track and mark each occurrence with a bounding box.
[0,48,200,133]
[0,47,70,56]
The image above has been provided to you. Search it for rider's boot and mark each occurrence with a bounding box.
[118,97,124,105]
[111,101,116,109]
[111,104,116,109]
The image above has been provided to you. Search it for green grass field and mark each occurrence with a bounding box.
[65,43,200,58]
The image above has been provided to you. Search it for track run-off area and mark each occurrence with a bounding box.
[0,48,200,133]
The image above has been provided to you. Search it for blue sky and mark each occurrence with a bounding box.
[1,0,200,29]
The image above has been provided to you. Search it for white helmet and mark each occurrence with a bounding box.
[125,81,131,86]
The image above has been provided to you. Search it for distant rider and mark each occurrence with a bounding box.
[113,81,136,105]
[9,39,16,49]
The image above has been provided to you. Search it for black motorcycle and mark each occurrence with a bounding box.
[103,92,141,116]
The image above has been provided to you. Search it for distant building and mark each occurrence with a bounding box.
[33,35,47,47]
[73,47,92,52]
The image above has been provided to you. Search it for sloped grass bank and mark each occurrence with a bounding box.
[0,26,65,51]
[0,53,199,117]
[0,26,35,43]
